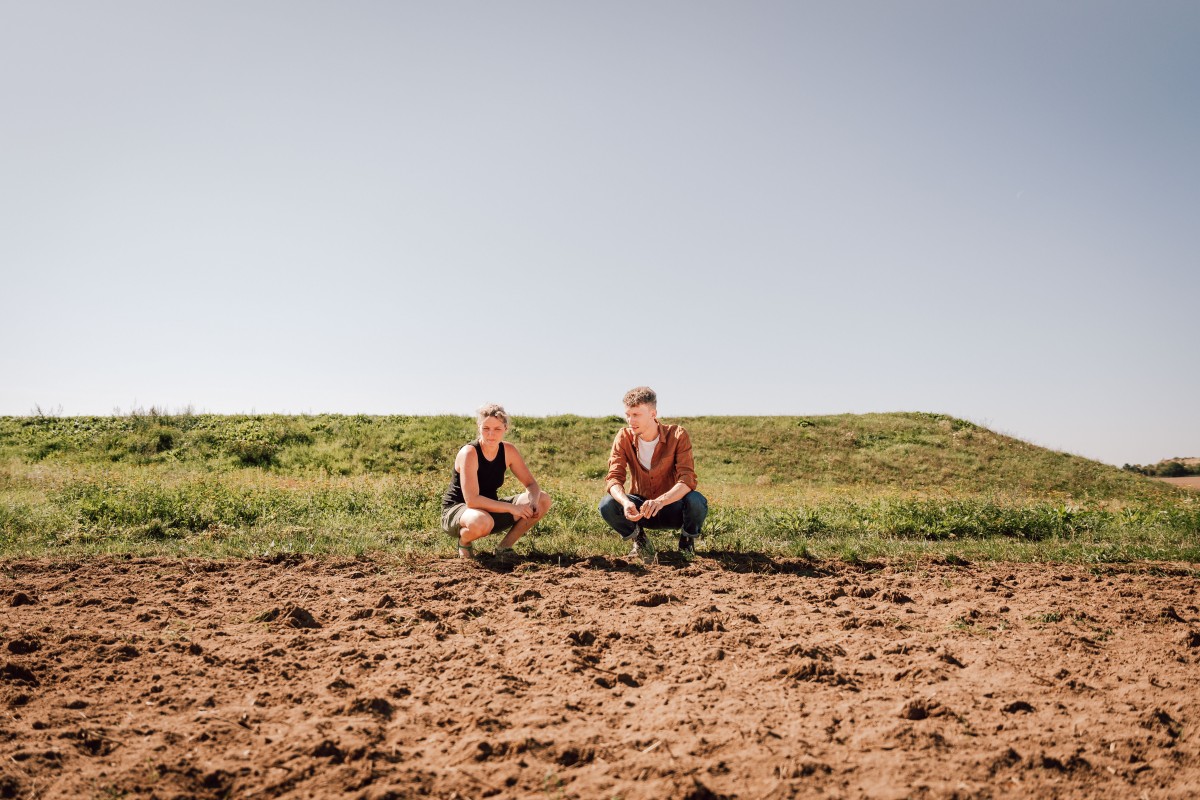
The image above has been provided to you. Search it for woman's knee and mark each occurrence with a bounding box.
[461,512,494,539]
[534,493,553,519]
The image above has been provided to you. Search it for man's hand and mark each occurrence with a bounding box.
[623,501,643,521]
[640,498,664,519]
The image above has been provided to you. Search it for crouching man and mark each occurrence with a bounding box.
[598,386,708,560]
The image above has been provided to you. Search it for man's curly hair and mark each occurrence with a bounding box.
[622,386,657,409]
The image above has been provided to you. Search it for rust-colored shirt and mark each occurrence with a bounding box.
[605,423,698,498]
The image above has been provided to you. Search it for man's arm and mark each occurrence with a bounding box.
[604,431,642,521]
[670,428,698,491]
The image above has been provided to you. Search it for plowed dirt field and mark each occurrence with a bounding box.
[2,553,1198,799]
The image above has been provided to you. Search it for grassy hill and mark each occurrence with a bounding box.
[1,411,1196,562]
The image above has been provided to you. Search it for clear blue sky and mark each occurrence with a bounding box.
[2,2,1197,467]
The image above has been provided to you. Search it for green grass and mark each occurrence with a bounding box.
[1,411,1196,562]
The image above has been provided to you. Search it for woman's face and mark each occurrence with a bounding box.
[478,416,507,447]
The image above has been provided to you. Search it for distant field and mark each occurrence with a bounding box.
[1159,476,1200,490]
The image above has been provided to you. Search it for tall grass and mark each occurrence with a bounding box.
[1,412,1195,561]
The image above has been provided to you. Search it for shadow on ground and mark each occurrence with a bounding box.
[471,548,845,577]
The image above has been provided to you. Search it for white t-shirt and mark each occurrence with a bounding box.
[637,436,659,471]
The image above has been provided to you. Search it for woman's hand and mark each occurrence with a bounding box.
[510,502,535,520]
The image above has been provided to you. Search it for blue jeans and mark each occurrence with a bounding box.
[598,491,708,540]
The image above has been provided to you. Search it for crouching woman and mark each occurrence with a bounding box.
[441,404,552,559]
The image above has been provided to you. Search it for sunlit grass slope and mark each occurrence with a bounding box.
[1,411,1195,562]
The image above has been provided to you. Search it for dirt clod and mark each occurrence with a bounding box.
[6,639,39,655]
[256,604,322,628]
[1003,700,1035,714]
[900,698,942,720]
[0,663,38,687]
[1160,606,1186,623]
[634,592,682,607]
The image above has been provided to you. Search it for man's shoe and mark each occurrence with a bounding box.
[627,526,654,561]
[678,533,695,556]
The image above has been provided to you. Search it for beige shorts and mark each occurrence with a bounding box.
[441,495,521,537]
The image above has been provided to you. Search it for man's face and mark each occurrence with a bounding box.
[624,403,658,438]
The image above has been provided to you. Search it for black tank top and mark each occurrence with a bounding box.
[442,441,507,510]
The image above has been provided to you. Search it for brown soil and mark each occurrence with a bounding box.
[2,554,1198,799]
[1157,476,1200,490]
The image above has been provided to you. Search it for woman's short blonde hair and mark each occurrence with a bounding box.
[476,403,509,427]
